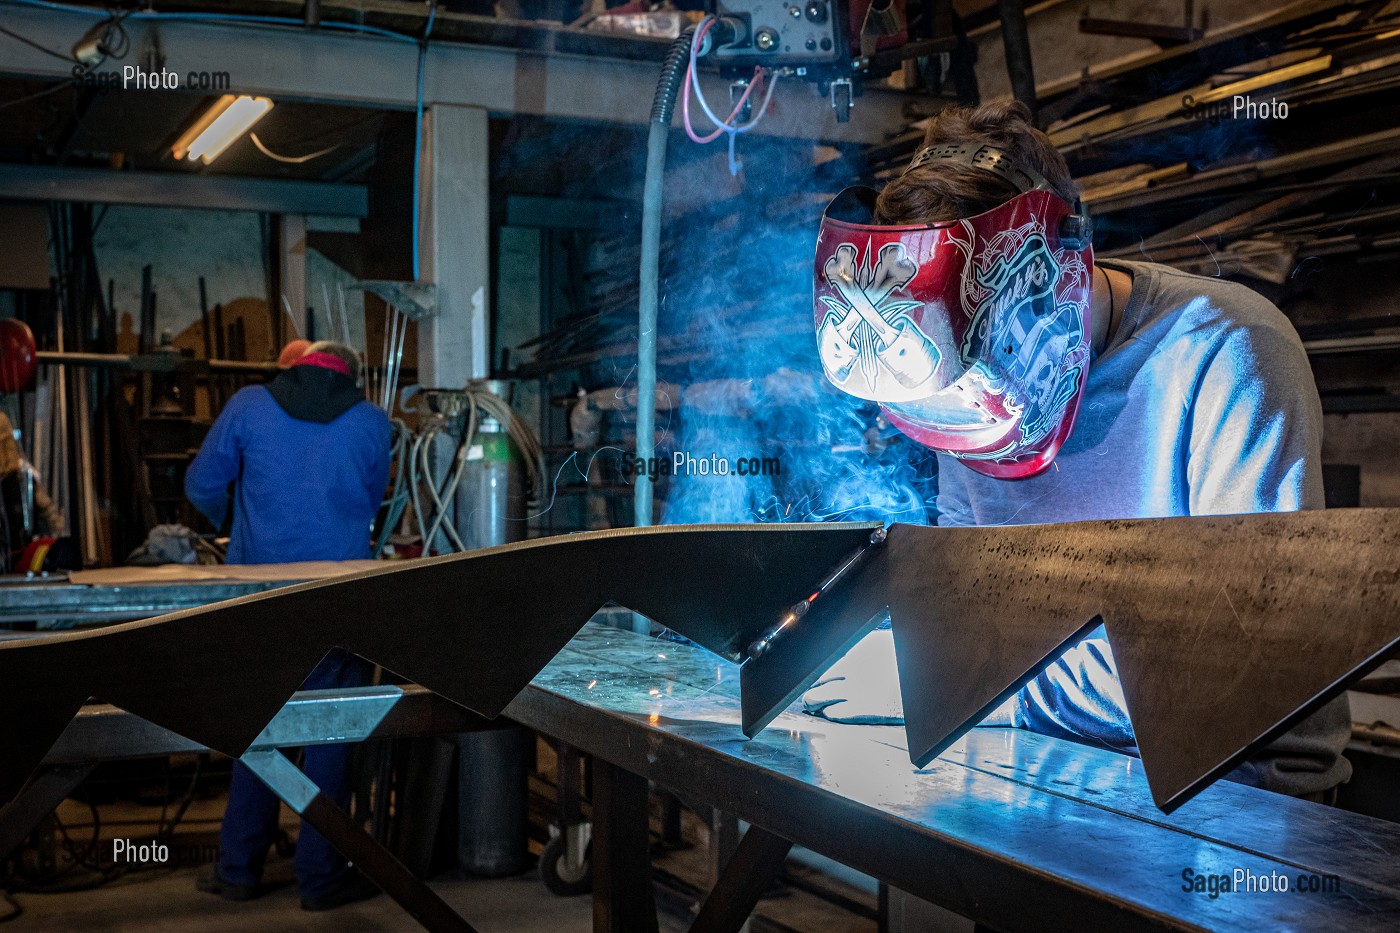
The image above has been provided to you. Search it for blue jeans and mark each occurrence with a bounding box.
[216,650,370,900]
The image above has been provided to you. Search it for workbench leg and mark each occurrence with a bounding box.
[660,791,685,850]
[0,763,95,859]
[240,749,477,933]
[556,741,582,830]
[591,759,658,933]
[392,736,457,877]
[690,824,793,933]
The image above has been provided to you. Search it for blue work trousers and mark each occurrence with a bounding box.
[216,650,371,900]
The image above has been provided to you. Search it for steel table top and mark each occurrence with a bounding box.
[0,579,304,628]
[505,623,1400,933]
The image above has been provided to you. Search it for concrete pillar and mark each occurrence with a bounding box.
[417,103,490,388]
[277,214,307,344]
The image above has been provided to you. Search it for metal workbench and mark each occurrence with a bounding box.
[7,619,1400,931]
[508,623,1400,933]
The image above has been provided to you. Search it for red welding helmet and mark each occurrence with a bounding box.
[0,319,38,394]
[813,144,1094,479]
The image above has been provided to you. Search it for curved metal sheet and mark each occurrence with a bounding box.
[866,510,1400,812]
[0,522,879,806]
[4,510,1399,816]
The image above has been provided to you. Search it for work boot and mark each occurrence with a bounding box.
[299,872,380,911]
[196,865,261,902]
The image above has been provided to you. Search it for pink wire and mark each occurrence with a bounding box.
[683,20,763,144]
[685,65,762,143]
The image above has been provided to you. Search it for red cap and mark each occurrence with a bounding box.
[277,339,312,368]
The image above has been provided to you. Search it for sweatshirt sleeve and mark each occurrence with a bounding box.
[1186,319,1325,515]
[185,391,247,529]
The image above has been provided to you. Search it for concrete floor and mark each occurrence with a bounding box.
[0,791,688,933]
[1,861,687,932]
[1,763,866,932]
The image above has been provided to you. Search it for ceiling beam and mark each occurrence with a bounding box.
[0,5,917,145]
[0,163,368,216]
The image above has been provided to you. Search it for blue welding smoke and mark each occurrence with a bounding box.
[655,138,936,526]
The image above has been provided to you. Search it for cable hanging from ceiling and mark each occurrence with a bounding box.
[249,132,339,164]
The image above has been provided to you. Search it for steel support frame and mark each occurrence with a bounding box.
[4,687,491,933]
[591,758,659,933]
[0,164,367,217]
[0,5,915,144]
[240,748,477,933]
[5,514,1400,818]
[0,763,95,860]
[691,822,793,933]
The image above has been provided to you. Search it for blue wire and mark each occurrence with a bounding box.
[2,0,98,14]
[153,13,416,44]
[411,3,437,282]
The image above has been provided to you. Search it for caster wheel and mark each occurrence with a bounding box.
[540,829,591,896]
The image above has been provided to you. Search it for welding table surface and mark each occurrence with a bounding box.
[0,578,297,627]
[514,624,1400,932]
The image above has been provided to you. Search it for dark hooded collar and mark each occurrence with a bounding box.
[265,364,363,424]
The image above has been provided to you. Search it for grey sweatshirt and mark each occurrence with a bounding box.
[934,259,1352,798]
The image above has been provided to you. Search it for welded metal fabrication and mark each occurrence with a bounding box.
[2,511,1397,814]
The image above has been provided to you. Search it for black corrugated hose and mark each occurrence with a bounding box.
[635,25,697,527]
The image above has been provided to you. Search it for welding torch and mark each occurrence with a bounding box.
[744,527,888,662]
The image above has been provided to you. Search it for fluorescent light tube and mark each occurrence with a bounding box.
[172,95,273,164]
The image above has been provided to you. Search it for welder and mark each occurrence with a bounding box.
[186,339,389,910]
[802,99,1351,801]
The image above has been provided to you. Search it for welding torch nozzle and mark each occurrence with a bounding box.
[744,527,888,662]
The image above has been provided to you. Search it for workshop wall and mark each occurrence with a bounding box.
[90,207,365,363]
[92,207,267,347]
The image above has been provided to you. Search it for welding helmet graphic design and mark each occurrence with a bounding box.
[813,144,1094,479]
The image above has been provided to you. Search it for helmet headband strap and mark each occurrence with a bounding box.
[904,143,1055,197]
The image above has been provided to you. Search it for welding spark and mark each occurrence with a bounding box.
[587,680,597,690]
[649,688,660,696]
[524,447,625,523]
